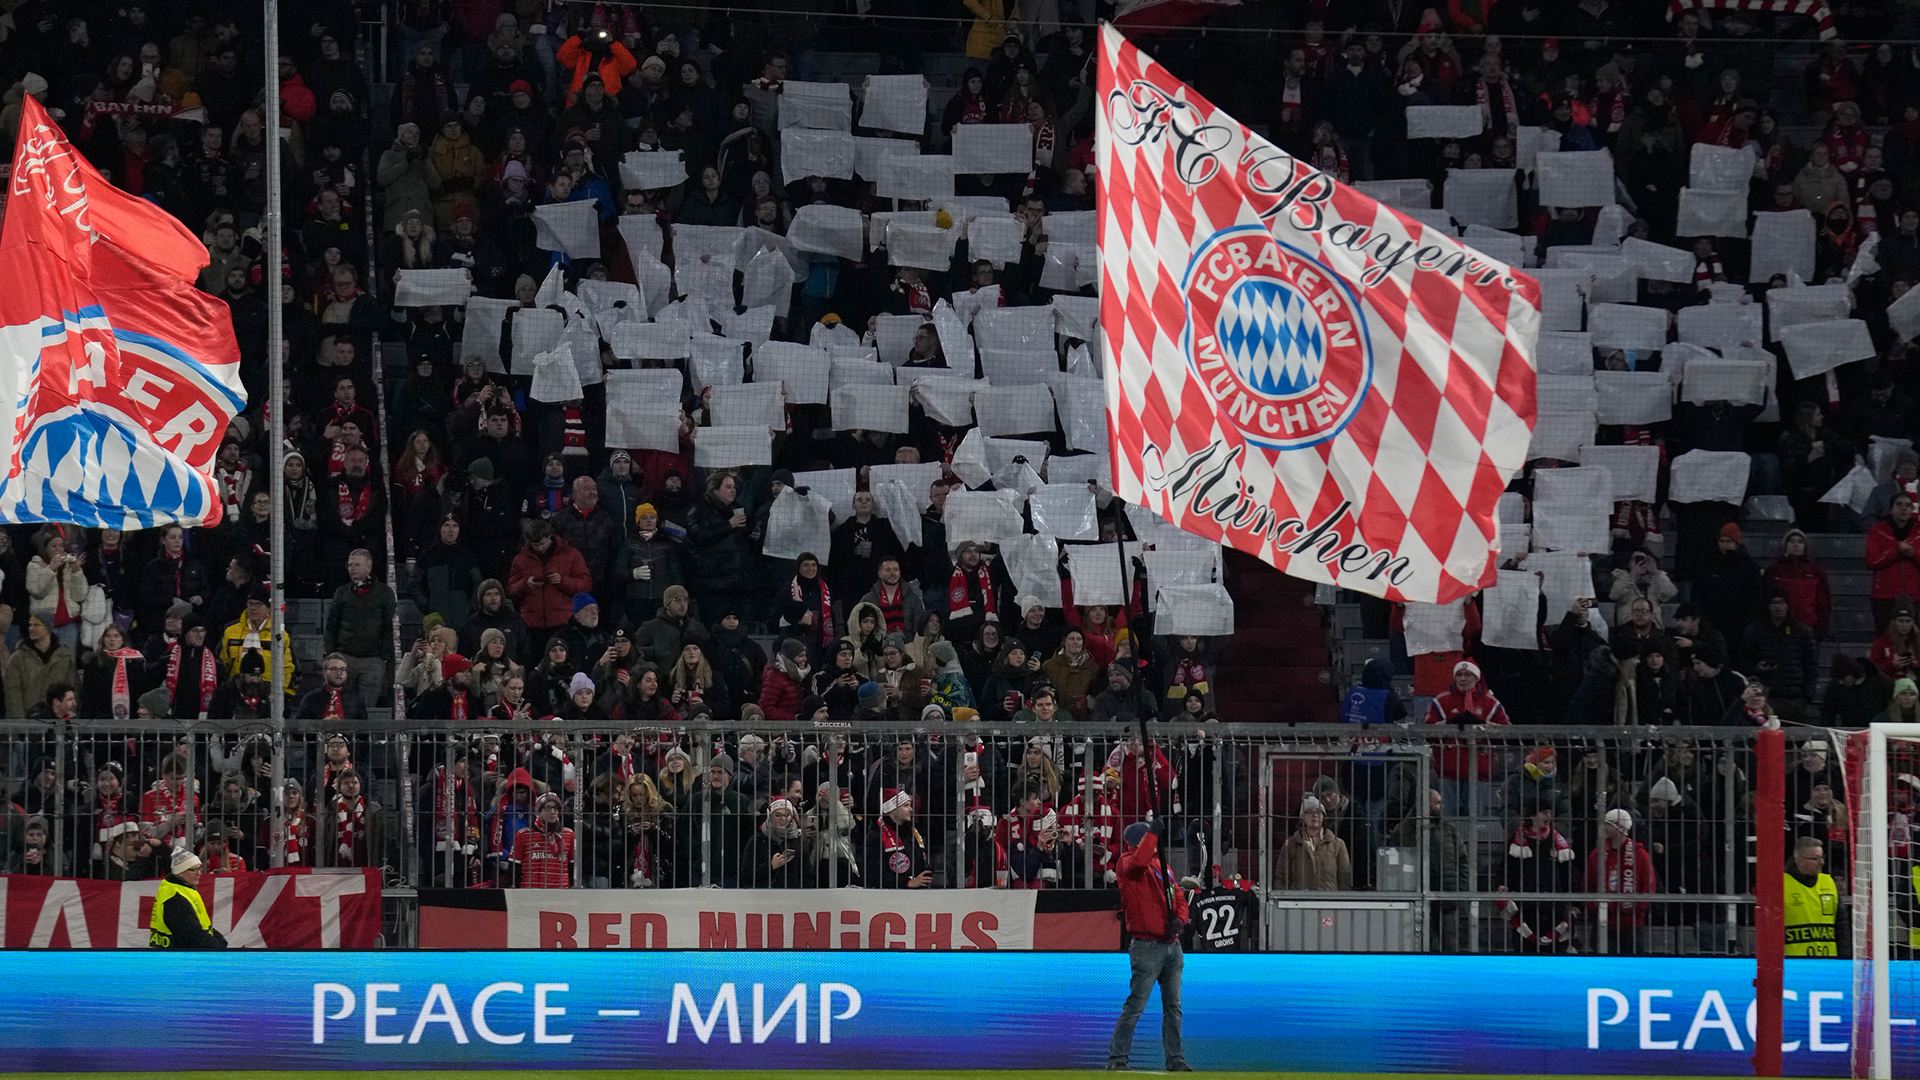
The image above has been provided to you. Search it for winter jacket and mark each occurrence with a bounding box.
[1041,649,1103,718]
[1867,517,1920,602]
[407,542,483,630]
[5,640,74,717]
[1275,828,1352,891]
[376,146,441,232]
[555,36,638,104]
[596,469,645,546]
[636,609,708,667]
[758,656,809,722]
[1422,686,1509,780]
[552,504,620,595]
[324,580,398,659]
[1823,665,1894,728]
[25,554,87,626]
[1694,546,1764,643]
[508,538,594,632]
[617,531,683,610]
[1115,830,1188,941]
[685,495,753,594]
[1764,552,1832,639]
[1739,616,1819,700]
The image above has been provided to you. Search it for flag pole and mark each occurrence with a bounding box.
[264,0,288,866]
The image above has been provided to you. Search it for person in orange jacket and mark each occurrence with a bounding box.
[556,27,636,106]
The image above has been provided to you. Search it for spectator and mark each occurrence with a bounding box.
[1872,601,1920,680]
[1501,801,1579,953]
[409,514,483,631]
[863,787,933,888]
[1740,593,1819,719]
[1764,529,1832,639]
[1696,524,1763,646]
[1586,808,1656,954]
[1042,627,1103,718]
[1276,795,1352,891]
[1824,655,1894,727]
[324,549,396,709]
[5,617,75,718]
[1423,660,1509,814]
[1090,662,1156,724]
[1608,548,1676,608]
[300,652,370,721]
[685,471,754,625]
[617,504,681,625]
[509,520,593,641]
[1867,492,1920,630]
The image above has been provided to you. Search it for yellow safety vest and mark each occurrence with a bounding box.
[1784,872,1839,957]
[1909,867,1920,948]
[149,879,211,949]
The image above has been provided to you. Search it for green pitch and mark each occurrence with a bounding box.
[0,1072,1807,1080]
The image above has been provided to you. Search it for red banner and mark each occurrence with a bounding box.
[0,870,381,948]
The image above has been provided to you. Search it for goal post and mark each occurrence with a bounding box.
[1858,723,1920,1080]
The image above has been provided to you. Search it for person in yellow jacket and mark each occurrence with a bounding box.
[1785,836,1842,957]
[218,585,295,685]
[149,849,227,949]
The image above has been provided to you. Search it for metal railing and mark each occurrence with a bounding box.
[2,718,1836,954]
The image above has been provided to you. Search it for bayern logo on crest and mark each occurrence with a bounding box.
[1181,225,1373,451]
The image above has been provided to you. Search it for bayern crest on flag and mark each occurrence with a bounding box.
[1096,26,1540,604]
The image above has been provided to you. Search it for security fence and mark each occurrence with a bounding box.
[1,719,1840,955]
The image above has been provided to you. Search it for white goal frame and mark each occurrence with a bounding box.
[1866,724,1920,1078]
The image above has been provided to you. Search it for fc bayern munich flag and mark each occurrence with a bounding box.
[0,96,245,528]
[1097,26,1539,604]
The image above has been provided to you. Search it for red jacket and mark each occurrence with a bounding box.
[1764,555,1831,638]
[556,35,637,104]
[1423,686,1509,780]
[279,74,316,124]
[1104,745,1173,825]
[1117,831,1188,942]
[1584,839,1656,929]
[758,661,805,722]
[508,537,594,631]
[1866,518,1920,601]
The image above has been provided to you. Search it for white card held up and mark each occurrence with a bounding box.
[1535,331,1595,375]
[1594,371,1673,425]
[611,321,691,361]
[1681,358,1772,406]
[1405,105,1485,140]
[762,489,834,563]
[1028,483,1098,541]
[870,462,948,512]
[619,150,687,191]
[754,343,832,404]
[780,128,856,184]
[912,375,984,427]
[1155,585,1235,637]
[853,136,919,180]
[1527,268,1589,333]
[1589,303,1668,353]
[1536,149,1615,207]
[1353,178,1430,209]
[1621,238,1695,283]
[974,384,1057,436]
[709,382,785,430]
[1667,449,1752,504]
[528,342,585,403]
[1750,211,1816,283]
[394,268,472,307]
[778,81,853,130]
[829,383,911,432]
[859,74,927,135]
[886,222,955,270]
[1676,303,1762,354]
[1688,143,1757,191]
[1767,285,1851,340]
[1779,318,1875,380]
[1891,283,1920,342]
[968,214,1025,266]
[874,313,922,364]
[786,204,865,260]
[1402,600,1467,656]
[508,308,564,374]
[877,153,956,200]
[952,123,1035,174]
[1578,444,1660,503]
[943,489,1025,552]
[830,358,895,390]
[531,201,601,257]
[1675,187,1748,237]
[1482,569,1542,650]
[693,425,773,468]
[1443,168,1518,229]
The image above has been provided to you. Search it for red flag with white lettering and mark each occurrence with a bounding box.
[1097,26,1540,604]
[0,870,381,948]
[0,95,246,529]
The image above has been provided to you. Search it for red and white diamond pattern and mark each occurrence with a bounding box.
[1096,26,1540,604]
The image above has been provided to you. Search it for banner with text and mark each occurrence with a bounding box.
[499,888,1038,950]
[0,870,381,948]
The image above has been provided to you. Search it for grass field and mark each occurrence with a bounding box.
[4,1072,1817,1080]
[0,1060,1758,1068]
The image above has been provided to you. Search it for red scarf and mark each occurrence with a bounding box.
[873,582,907,634]
[166,644,218,716]
[147,780,190,837]
[450,690,468,722]
[1509,821,1574,861]
[432,767,480,854]
[336,478,371,524]
[1477,77,1520,137]
[563,406,588,451]
[327,439,349,476]
[334,795,365,863]
[285,811,308,865]
[948,563,996,621]
[791,575,833,642]
[105,648,141,720]
[1024,119,1056,197]
[1279,75,1306,130]
[321,687,346,719]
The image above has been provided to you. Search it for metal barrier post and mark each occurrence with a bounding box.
[51,722,65,876]
[1211,731,1224,883]
[1596,751,1609,956]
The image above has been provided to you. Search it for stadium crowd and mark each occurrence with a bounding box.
[0,0,1905,955]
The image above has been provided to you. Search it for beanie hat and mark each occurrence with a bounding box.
[239,649,267,676]
[1300,795,1325,815]
[573,593,597,613]
[634,501,658,521]
[568,672,595,695]
[171,849,203,875]
[930,640,958,666]
[857,680,885,707]
[1605,807,1634,831]
[879,787,912,813]
[1018,594,1044,616]
[780,638,808,661]
[509,79,532,95]
[1123,822,1151,847]
[1107,663,1132,684]
[1525,746,1555,767]
[1453,659,1481,680]
[1649,777,1682,804]
[663,584,689,604]
[883,631,908,650]
[441,653,472,679]
[772,469,796,488]
[711,753,736,775]
[1719,522,1743,543]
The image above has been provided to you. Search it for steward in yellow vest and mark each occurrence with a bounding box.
[1785,836,1840,958]
[149,849,228,949]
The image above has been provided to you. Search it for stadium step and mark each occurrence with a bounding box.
[1218,549,1337,722]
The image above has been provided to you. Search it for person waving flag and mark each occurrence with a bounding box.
[0,94,246,529]
[1098,25,1539,604]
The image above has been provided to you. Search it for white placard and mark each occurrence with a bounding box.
[1141,548,1221,608]
[780,128,856,184]
[718,305,774,346]
[1767,285,1851,340]
[460,297,514,373]
[887,222,956,270]
[709,382,785,430]
[675,256,735,310]
[860,74,927,134]
[830,358,895,390]
[1443,168,1518,229]
[1002,533,1063,608]
[978,348,1058,386]
[968,214,1025,266]
[618,215,666,265]
[1532,467,1611,552]
[985,436,1049,477]
[1594,371,1672,424]
[1052,295,1100,343]
[874,314,922,364]
[1353,179,1430,209]
[611,321,690,361]
[829,383,911,432]
[532,201,601,257]
[1403,600,1467,656]
[1675,188,1748,238]
[974,384,1057,436]
[1681,358,1772,406]
[619,150,687,191]
[1406,105,1485,140]
[1621,238,1695,283]
[1528,268,1589,332]
[605,369,685,451]
[763,489,834,563]
[1536,332,1594,375]
[1750,210,1817,283]
[944,490,1025,552]
[1891,285,1920,342]
[740,246,795,317]
[779,81,853,131]
[789,469,858,519]
[1054,376,1107,452]
[1668,449,1752,504]
[1482,569,1542,650]
[1536,149,1615,208]
[1677,303,1763,354]
[693,425,773,468]
[974,304,1054,352]
[877,154,956,200]
[1516,126,1558,174]
[1461,227,1528,270]
[932,300,976,370]
[1688,144,1757,191]
[1061,543,1125,605]
[1042,211,1097,246]
[1779,318,1875,380]
[1530,551,1597,624]
[1155,585,1235,637]
[754,344,832,404]
[854,136,919,181]
[786,204,865,260]
[912,375,983,426]
[870,462,947,512]
[689,335,746,389]
[1027,484,1098,541]
[1589,303,1668,352]
[952,123,1034,174]
[508,307,564,374]
[528,342,585,403]
[1579,444,1660,503]
[394,268,472,307]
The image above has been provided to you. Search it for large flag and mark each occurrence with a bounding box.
[0,95,245,528]
[1097,26,1539,604]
